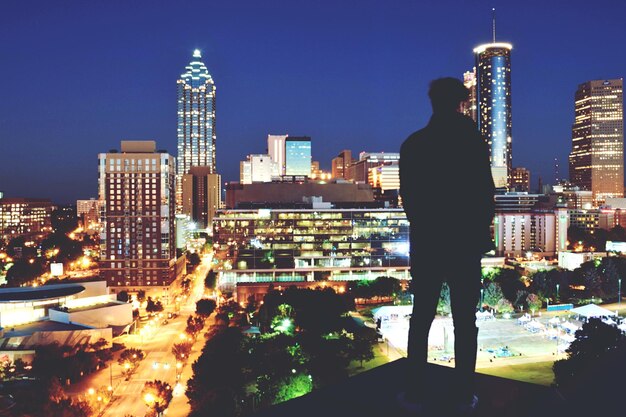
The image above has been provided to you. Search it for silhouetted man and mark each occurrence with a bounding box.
[398,78,495,415]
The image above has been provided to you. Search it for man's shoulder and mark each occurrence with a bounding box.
[401,126,429,152]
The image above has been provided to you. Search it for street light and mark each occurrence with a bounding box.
[619,278,622,306]
[556,284,560,302]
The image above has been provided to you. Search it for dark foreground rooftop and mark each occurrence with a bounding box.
[253,359,569,417]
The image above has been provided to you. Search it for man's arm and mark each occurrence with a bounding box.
[399,138,419,218]
[473,129,495,226]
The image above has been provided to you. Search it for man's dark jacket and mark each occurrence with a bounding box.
[399,111,495,255]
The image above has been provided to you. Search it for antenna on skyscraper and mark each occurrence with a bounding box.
[554,157,560,184]
[492,7,496,43]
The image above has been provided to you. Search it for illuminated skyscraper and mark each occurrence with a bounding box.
[569,79,624,204]
[474,41,512,189]
[176,49,216,211]
[461,68,477,121]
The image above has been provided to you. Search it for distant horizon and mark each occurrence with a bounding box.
[1,0,625,203]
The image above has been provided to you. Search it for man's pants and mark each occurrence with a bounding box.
[406,254,482,400]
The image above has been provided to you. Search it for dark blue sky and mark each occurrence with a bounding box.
[1,0,625,204]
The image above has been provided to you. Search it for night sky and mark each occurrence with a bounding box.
[1,0,625,204]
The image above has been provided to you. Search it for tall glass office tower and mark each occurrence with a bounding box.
[176,49,216,211]
[569,79,624,204]
[474,42,512,189]
[285,137,312,176]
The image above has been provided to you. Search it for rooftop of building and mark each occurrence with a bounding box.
[0,284,85,302]
[2,320,92,337]
[51,301,123,313]
[0,197,52,205]
[251,360,564,417]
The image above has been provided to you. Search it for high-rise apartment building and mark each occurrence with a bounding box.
[285,137,312,176]
[331,150,352,180]
[474,42,513,189]
[569,79,624,204]
[0,197,53,239]
[182,167,221,229]
[176,50,216,211]
[239,154,278,184]
[461,68,477,121]
[267,134,288,176]
[98,141,179,291]
[510,167,530,192]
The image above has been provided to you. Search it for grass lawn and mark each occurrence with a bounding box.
[477,361,555,386]
[347,344,391,376]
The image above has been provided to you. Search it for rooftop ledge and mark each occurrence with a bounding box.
[250,359,615,417]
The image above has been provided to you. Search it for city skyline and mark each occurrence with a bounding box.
[1,0,626,203]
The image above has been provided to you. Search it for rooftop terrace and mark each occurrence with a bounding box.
[251,359,619,417]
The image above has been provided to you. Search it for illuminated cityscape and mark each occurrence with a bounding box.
[1,2,626,417]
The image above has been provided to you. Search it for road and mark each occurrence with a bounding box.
[80,253,214,417]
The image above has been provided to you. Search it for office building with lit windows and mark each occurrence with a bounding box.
[331,150,353,180]
[212,208,410,293]
[239,154,279,184]
[181,166,221,229]
[350,152,400,183]
[176,50,217,211]
[461,68,477,121]
[474,42,513,189]
[0,197,53,239]
[569,79,624,204]
[98,141,183,294]
[511,167,530,192]
[285,136,312,176]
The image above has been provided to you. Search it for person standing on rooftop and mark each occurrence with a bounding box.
[398,77,495,415]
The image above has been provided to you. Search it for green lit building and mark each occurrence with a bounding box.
[212,208,410,292]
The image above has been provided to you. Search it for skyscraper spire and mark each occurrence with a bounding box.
[492,7,496,43]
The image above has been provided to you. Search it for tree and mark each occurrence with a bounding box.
[188,252,201,266]
[526,293,542,315]
[186,327,247,416]
[117,290,130,303]
[5,259,45,287]
[185,315,205,339]
[436,282,451,315]
[196,298,217,318]
[118,348,145,376]
[205,270,217,289]
[172,342,192,362]
[491,268,525,304]
[350,327,377,367]
[142,380,173,417]
[146,297,164,314]
[482,282,505,311]
[554,318,626,387]
[43,398,92,417]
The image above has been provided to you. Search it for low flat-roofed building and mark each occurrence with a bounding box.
[213,208,410,295]
[0,281,132,337]
[225,180,375,208]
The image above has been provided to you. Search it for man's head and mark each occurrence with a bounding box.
[428,77,470,113]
